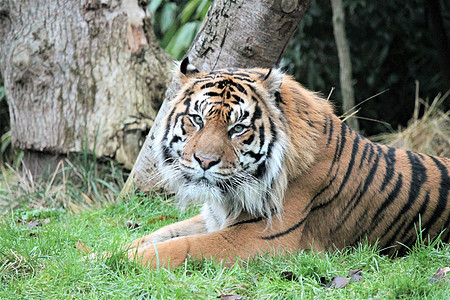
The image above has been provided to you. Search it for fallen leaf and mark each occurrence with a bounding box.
[328,276,351,288]
[430,267,450,284]
[222,286,246,294]
[27,220,40,229]
[348,269,363,282]
[76,241,92,254]
[280,271,299,281]
[43,218,51,225]
[217,295,243,300]
[148,215,178,224]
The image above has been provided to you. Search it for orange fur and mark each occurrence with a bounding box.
[126,62,450,268]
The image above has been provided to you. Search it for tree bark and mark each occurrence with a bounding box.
[330,0,359,131]
[0,0,172,171]
[131,0,312,192]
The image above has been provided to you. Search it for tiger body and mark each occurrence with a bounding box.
[127,58,450,268]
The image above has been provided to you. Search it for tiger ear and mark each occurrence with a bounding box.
[179,57,199,77]
[261,68,284,94]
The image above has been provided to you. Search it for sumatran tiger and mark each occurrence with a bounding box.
[125,57,450,268]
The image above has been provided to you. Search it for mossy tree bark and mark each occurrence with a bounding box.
[0,0,172,173]
[131,0,312,192]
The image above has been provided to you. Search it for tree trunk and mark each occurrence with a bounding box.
[0,0,172,171]
[131,0,312,192]
[330,0,359,131]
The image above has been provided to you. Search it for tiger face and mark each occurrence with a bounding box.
[153,59,290,223]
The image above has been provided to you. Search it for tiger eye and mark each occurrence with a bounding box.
[193,115,203,126]
[231,124,245,135]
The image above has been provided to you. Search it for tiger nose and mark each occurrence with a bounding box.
[193,153,221,170]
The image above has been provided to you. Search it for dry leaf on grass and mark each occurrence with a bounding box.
[327,276,351,288]
[323,269,364,288]
[348,269,363,282]
[20,217,51,229]
[148,215,178,224]
[76,241,92,254]
[26,220,40,229]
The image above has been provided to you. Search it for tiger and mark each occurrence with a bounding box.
[125,57,450,268]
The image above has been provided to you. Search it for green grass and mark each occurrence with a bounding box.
[1,192,449,299]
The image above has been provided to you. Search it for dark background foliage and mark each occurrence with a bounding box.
[281,0,449,135]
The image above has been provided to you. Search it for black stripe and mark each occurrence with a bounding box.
[332,182,363,233]
[337,123,348,159]
[274,91,285,107]
[359,142,370,168]
[232,94,244,103]
[251,105,262,126]
[162,146,175,164]
[315,132,360,210]
[367,143,375,163]
[169,135,182,148]
[326,122,341,175]
[383,151,428,247]
[421,156,449,236]
[243,134,255,145]
[240,110,250,122]
[243,150,264,161]
[230,216,264,227]
[357,145,382,197]
[234,82,247,94]
[371,173,404,227]
[200,82,215,89]
[266,118,277,159]
[380,147,396,191]
[218,232,237,248]
[311,165,340,205]
[204,91,221,97]
[326,117,334,147]
[258,123,265,148]
[163,107,177,143]
[403,191,431,242]
[261,217,307,240]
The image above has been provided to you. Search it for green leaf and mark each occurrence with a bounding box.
[160,2,177,33]
[148,0,164,16]
[0,86,5,102]
[95,178,119,194]
[194,0,211,20]
[0,131,11,154]
[166,22,200,59]
[180,0,202,24]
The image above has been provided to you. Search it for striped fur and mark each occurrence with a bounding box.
[126,59,450,267]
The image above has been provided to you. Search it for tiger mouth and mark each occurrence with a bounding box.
[198,177,211,185]
[183,174,215,187]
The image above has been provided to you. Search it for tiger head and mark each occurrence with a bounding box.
[152,58,325,222]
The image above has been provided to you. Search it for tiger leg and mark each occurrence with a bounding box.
[127,219,302,269]
[126,214,207,249]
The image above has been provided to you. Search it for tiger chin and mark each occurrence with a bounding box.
[126,57,450,269]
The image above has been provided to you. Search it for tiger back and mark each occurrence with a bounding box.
[126,58,450,267]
